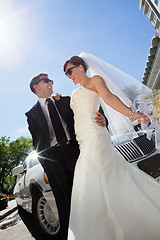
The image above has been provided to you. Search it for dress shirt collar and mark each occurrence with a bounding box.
[38,97,55,106]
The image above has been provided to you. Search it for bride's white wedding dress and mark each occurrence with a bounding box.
[68,86,160,240]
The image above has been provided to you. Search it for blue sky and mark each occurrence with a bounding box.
[0,0,156,141]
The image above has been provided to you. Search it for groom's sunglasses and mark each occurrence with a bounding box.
[65,66,77,76]
[37,78,54,84]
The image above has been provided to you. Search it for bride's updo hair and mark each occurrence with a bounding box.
[63,56,88,73]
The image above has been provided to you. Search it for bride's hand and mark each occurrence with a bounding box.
[132,112,150,123]
[53,93,62,100]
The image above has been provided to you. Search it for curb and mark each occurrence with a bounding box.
[0,206,18,220]
[0,216,18,230]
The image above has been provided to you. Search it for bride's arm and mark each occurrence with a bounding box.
[92,75,149,122]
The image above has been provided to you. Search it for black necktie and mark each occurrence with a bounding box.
[46,98,67,145]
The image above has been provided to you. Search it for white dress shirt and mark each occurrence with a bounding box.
[38,97,70,146]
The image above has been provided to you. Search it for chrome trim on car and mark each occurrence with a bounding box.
[114,135,156,162]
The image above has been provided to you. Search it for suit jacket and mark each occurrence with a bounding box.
[25,96,78,152]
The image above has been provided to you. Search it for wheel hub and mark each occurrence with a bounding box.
[37,196,60,235]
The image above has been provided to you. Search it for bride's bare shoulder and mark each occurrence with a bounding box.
[91,75,103,80]
[89,75,106,92]
[91,75,105,85]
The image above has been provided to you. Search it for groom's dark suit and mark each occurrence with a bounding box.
[25,96,80,240]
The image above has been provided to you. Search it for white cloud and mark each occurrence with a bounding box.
[16,126,29,135]
[12,126,31,141]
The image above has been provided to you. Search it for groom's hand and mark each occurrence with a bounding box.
[95,112,106,127]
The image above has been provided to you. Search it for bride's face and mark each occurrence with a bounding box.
[65,63,84,85]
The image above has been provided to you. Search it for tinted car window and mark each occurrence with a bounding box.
[28,156,39,169]
[23,161,27,170]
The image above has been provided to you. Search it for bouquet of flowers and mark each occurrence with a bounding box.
[131,89,160,149]
[145,89,160,123]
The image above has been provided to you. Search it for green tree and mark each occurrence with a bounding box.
[0,136,33,193]
[3,175,15,195]
[9,136,33,165]
[0,136,10,193]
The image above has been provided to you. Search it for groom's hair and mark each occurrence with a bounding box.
[30,73,48,93]
[63,56,88,73]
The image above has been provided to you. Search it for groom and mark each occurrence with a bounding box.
[25,72,107,239]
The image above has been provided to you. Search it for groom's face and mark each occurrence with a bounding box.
[34,74,53,98]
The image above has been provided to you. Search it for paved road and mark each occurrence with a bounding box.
[0,220,34,240]
[0,199,34,240]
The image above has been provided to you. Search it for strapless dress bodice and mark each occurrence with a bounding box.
[70,87,107,143]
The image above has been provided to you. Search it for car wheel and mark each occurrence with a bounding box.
[32,192,60,239]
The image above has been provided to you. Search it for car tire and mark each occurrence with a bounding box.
[32,191,61,240]
[17,204,40,239]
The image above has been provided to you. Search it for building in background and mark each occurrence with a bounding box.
[142,34,160,89]
[139,0,160,89]
[139,0,160,34]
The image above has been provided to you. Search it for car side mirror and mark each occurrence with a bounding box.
[12,165,25,176]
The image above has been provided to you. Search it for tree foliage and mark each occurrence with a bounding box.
[0,136,33,193]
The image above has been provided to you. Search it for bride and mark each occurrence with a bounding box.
[63,53,160,240]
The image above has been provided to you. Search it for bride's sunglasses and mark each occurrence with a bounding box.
[65,66,77,76]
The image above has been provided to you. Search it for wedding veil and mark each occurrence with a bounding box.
[79,52,151,142]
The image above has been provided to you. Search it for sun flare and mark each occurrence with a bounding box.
[0,2,34,67]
